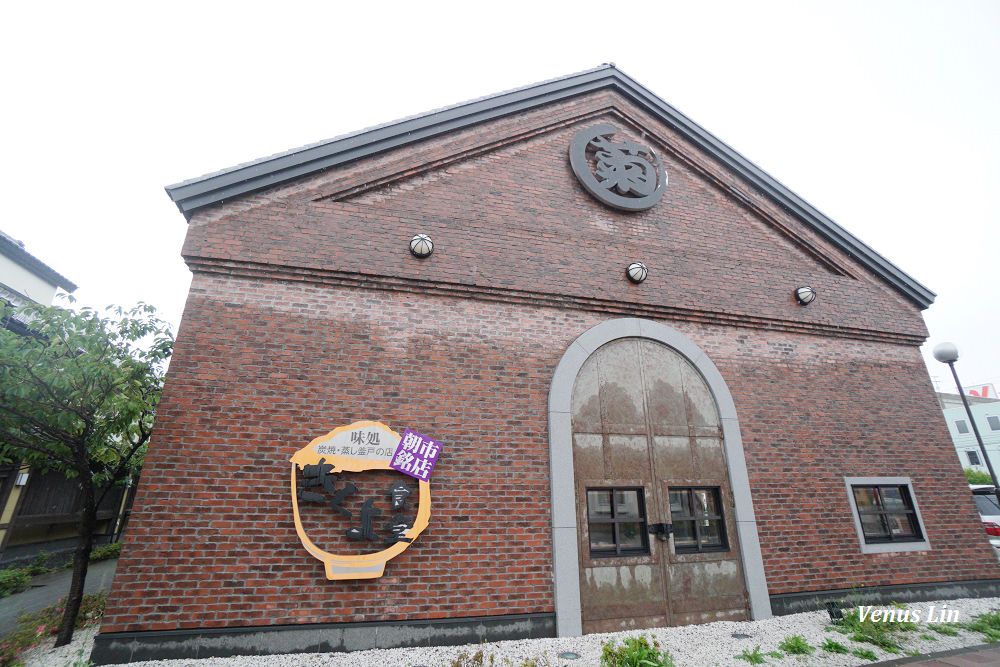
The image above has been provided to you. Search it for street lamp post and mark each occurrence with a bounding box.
[933,342,1000,504]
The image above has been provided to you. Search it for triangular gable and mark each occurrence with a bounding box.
[165,65,933,309]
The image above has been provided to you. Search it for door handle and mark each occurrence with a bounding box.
[647,523,673,541]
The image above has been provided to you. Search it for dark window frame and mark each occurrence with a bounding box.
[850,484,923,544]
[844,477,930,554]
[669,486,729,554]
[585,487,650,558]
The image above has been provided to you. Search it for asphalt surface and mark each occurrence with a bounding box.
[0,558,118,636]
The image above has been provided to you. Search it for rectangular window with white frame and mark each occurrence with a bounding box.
[968,450,982,466]
[956,420,970,434]
[988,415,1000,431]
[844,477,931,554]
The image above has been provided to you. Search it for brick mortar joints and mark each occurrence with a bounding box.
[184,257,926,346]
[311,107,611,204]
[609,106,856,279]
[235,97,854,285]
[312,99,854,282]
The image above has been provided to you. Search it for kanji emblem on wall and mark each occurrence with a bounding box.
[289,421,436,580]
[390,429,442,481]
[569,123,668,211]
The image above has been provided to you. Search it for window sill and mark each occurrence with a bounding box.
[858,539,931,555]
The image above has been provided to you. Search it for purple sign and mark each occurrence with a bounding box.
[389,429,441,481]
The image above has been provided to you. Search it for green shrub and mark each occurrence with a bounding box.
[734,645,766,664]
[970,610,1000,631]
[23,553,52,577]
[919,633,937,641]
[839,605,914,653]
[927,622,959,636]
[0,590,107,666]
[848,630,901,654]
[601,636,674,667]
[0,569,30,599]
[450,650,485,667]
[821,638,848,653]
[840,606,918,634]
[966,468,994,484]
[968,611,1000,642]
[777,635,813,655]
[513,657,552,667]
[89,542,122,562]
[448,649,553,667]
[979,628,1000,643]
[852,647,878,661]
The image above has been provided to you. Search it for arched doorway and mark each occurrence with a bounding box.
[547,319,770,636]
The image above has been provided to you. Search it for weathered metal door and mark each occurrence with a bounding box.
[571,338,749,633]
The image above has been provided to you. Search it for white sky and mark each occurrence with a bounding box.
[1,0,997,393]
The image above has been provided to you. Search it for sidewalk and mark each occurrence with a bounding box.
[874,643,1000,665]
[0,558,118,636]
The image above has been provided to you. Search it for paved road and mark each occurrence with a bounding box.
[0,558,118,636]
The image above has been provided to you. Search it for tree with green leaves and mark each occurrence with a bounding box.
[0,300,172,647]
[966,468,995,485]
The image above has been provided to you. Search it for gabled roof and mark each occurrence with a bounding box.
[0,230,77,293]
[164,65,934,309]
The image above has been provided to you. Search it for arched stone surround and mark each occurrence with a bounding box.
[547,318,772,636]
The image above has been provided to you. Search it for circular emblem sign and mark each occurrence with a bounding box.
[569,124,667,211]
[289,421,431,580]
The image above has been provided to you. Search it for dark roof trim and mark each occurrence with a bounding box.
[0,233,77,293]
[165,65,934,308]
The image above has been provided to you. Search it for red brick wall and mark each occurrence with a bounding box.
[693,326,997,593]
[101,91,997,633]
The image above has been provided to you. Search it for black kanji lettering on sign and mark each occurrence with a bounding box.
[384,514,413,544]
[386,481,412,511]
[345,498,381,541]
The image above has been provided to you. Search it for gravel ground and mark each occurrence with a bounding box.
[21,597,1000,667]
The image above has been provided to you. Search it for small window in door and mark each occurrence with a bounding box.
[669,487,729,553]
[586,488,649,557]
[968,450,982,466]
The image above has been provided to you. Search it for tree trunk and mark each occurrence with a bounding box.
[54,497,97,647]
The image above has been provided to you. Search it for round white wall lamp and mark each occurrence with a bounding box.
[794,285,817,305]
[409,234,434,258]
[626,262,648,284]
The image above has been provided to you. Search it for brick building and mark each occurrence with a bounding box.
[92,66,1000,663]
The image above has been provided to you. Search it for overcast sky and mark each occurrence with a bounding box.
[1,0,997,394]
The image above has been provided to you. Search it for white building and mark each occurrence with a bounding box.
[0,230,74,306]
[938,395,1000,475]
[0,230,79,564]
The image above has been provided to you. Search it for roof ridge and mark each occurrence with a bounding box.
[166,65,614,191]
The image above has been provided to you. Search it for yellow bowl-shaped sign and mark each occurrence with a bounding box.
[290,421,430,580]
